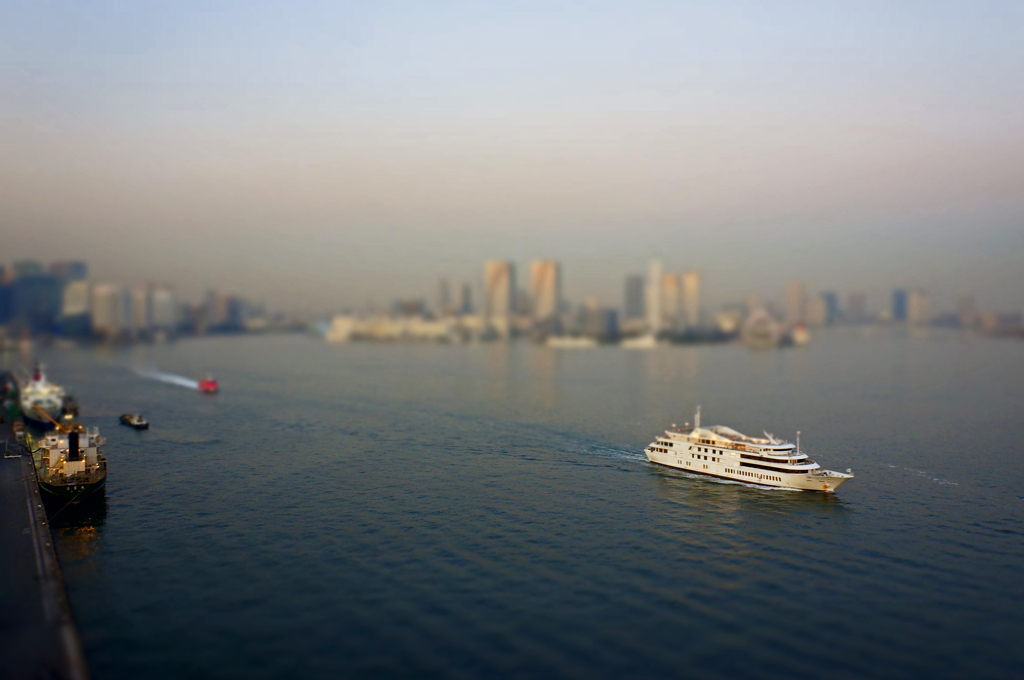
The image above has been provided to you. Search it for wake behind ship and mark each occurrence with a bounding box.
[645,407,853,493]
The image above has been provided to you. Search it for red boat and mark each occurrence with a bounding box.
[198,376,219,394]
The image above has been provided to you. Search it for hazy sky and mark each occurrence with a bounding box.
[2,0,1022,313]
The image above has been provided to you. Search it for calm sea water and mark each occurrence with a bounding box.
[10,329,1024,679]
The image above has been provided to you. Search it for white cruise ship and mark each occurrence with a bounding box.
[644,407,853,493]
[19,363,68,429]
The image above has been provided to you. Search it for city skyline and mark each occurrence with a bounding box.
[1,2,1022,312]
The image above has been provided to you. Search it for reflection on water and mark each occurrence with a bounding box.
[47,492,107,563]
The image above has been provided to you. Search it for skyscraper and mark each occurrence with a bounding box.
[646,259,662,334]
[91,284,129,337]
[893,289,908,322]
[907,289,929,325]
[49,261,88,283]
[660,274,680,327]
[847,292,867,324]
[455,283,473,315]
[484,260,516,337]
[805,295,827,326]
[151,286,178,331]
[682,270,700,328]
[623,275,645,320]
[529,260,561,324]
[435,278,451,316]
[821,291,840,325]
[957,293,976,328]
[784,281,806,325]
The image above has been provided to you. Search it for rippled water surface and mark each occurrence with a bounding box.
[11,329,1024,679]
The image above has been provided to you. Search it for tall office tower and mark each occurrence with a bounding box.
[455,283,473,315]
[13,261,43,278]
[623,275,645,321]
[152,286,178,330]
[957,293,976,328]
[784,281,806,324]
[892,289,908,322]
[847,292,867,324]
[132,284,154,332]
[805,295,828,326]
[59,280,92,337]
[529,260,562,323]
[646,259,662,333]
[49,261,88,283]
[907,289,929,325]
[484,260,516,336]
[661,274,680,327]
[91,284,128,337]
[682,270,700,328]
[435,278,451,316]
[821,292,840,325]
[12,272,62,334]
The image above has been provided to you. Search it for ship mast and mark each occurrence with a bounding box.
[695,405,701,429]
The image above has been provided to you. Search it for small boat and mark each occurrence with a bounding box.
[119,413,149,429]
[198,376,219,394]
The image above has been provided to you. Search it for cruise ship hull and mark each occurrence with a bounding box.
[645,447,851,493]
[21,408,61,431]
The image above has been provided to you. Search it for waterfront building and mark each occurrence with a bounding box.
[623,275,645,320]
[13,261,44,278]
[957,293,976,328]
[646,259,662,334]
[660,274,680,328]
[132,284,154,332]
[805,295,827,326]
[484,260,516,338]
[821,291,840,325]
[454,283,473,315]
[847,292,867,324]
[151,286,177,331]
[907,289,929,326]
[682,270,700,328]
[529,260,562,324]
[785,281,806,325]
[893,289,908,322]
[59,280,91,337]
[49,261,88,283]
[435,278,451,316]
[12,273,62,335]
[91,284,130,337]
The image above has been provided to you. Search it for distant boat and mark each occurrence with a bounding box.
[19,363,67,429]
[621,334,659,349]
[198,376,219,394]
[546,336,598,348]
[741,310,782,349]
[120,413,149,430]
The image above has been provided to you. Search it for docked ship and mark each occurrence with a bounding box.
[31,418,107,503]
[644,407,853,493]
[19,363,71,429]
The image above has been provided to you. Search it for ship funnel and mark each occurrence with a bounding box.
[695,406,701,429]
[68,430,80,461]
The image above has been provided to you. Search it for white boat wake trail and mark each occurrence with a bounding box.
[133,367,199,390]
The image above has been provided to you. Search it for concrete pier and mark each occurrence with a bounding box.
[1,415,89,680]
